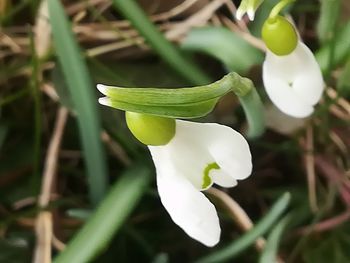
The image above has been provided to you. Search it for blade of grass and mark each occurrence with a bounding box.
[111,0,211,85]
[317,0,340,43]
[54,165,151,263]
[337,58,350,96]
[48,0,108,205]
[195,192,291,263]
[182,27,263,74]
[259,215,291,263]
[29,29,42,195]
[316,21,350,74]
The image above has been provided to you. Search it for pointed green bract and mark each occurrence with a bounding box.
[98,72,251,106]
[103,98,218,119]
[98,72,255,119]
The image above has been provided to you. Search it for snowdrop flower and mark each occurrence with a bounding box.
[236,0,263,20]
[125,112,252,247]
[261,15,324,118]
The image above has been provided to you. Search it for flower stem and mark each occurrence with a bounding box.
[269,0,296,19]
[226,73,265,138]
[111,0,211,85]
[238,89,265,138]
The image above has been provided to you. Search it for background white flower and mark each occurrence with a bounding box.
[236,0,263,21]
[149,120,252,247]
[263,41,324,118]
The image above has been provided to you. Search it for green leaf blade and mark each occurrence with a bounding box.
[182,27,263,74]
[196,192,291,263]
[54,166,151,263]
[48,0,108,205]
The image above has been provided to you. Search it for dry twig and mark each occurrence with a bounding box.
[305,124,318,212]
[33,107,68,263]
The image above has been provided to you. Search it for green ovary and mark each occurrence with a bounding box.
[125,111,176,146]
[202,162,220,189]
[262,15,298,56]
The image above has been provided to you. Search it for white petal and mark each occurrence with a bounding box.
[210,169,237,187]
[291,43,324,105]
[262,67,314,118]
[263,42,323,118]
[204,123,252,180]
[149,146,220,247]
[173,121,252,181]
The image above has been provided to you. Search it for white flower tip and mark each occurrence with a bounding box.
[98,97,111,106]
[96,84,108,95]
[247,9,255,20]
[203,231,220,247]
[235,10,243,20]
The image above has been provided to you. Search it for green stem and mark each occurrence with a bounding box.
[238,89,265,138]
[195,193,291,263]
[54,166,151,263]
[228,74,266,138]
[269,0,295,19]
[111,0,211,85]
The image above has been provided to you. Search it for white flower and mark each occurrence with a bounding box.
[236,0,263,21]
[148,120,252,247]
[262,41,324,118]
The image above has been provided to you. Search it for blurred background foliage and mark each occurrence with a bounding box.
[0,0,350,262]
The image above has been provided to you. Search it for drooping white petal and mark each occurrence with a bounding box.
[149,145,220,247]
[263,41,324,118]
[262,69,314,118]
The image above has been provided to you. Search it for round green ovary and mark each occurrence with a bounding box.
[262,15,298,56]
[125,112,176,146]
[202,162,220,189]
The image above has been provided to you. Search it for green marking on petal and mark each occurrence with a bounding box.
[202,162,220,189]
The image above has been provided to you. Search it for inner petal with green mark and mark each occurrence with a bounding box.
[202,162,220,189]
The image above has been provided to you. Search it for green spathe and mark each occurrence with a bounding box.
[126,112,175,146]
[262,16,297,56]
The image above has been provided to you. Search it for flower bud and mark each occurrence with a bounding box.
[262,15,298,56]
[125,112,176,146]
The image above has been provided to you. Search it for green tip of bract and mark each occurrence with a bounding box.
[262,15,298,56]
[125,112,176,146]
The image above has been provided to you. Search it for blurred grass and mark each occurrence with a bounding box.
[0,0,349,262]
[196,193,291,263]
[111,0,211,85]
[48,0,108,205]
[54,165,151,263]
